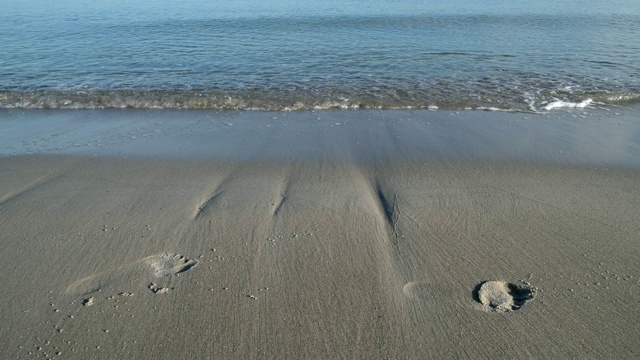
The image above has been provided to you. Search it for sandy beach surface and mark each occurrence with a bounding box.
[1,108,639,358]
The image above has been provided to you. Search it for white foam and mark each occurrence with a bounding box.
[542,98,593,111]
[601,93,640,102]
[475,106,515,112]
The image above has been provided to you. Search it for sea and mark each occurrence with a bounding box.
[1,0,639,113]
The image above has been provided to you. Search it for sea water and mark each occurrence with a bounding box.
[1,0,639,112]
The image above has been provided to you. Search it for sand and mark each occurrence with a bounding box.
[0,108,639,358]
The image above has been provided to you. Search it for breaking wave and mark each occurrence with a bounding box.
[1,88,638,112]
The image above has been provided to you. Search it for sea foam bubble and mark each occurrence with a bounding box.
[542,98,593,111]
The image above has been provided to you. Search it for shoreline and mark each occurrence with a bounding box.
[1,108,639,358]
[1,106,639,167]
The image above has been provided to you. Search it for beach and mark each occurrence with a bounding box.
[2,0,640,357]
[1,108,639,358]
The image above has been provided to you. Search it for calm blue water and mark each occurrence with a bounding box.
[1,0,639,112]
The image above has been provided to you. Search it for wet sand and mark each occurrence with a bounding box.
[1,108,639,358]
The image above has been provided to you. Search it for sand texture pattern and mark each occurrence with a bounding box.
[1,108,639,358]
[1,155,639,359]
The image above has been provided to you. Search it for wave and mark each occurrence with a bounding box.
[1,89,638,112]
[542,99,593,111]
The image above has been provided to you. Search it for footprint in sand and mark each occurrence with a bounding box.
[65,252,198,298]
[146,253,198,277]
[403,281,432,299]
[402,281,452,303]
[474,280,536,313]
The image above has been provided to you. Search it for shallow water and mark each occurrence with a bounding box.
[1,0,639,111]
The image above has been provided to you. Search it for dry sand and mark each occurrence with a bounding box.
[0,108,639,358]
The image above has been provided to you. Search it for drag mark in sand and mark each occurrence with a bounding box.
[270,175,292,217]
[0,172,63,208]
[474,280,536,313]
[370,182,403,258]
[194,190,225,219]
[375,183,399,232]
[270,194,289,216]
